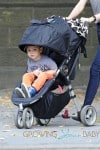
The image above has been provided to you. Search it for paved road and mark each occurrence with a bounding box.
[0,88,100,150]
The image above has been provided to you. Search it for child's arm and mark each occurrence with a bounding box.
[33,69,57,77]
[45,69,57,76]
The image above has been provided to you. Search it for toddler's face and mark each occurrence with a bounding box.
[26,45,43,61]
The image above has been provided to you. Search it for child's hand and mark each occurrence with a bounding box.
[33,69,42,76]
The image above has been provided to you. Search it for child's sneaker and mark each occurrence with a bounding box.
[21,83,36,98]
[28,87,37,97]
[15,87,25,98]
[21,83,30,98]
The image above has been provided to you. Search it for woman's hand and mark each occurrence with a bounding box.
[64,17,71,20]
[80,16,96,23]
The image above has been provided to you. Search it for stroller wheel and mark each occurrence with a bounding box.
[36,118,50,126]
[15,110,24,129]
[80,105,97,126]
[22,107,34,129]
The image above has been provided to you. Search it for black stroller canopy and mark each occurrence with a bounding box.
[19,16,87,56]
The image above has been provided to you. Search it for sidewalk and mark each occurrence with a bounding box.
[0,88,100,150]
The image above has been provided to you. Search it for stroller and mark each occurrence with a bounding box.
[11,16,97,129]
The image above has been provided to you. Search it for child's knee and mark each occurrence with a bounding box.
[39,72,53,79]
[23,73,29,79]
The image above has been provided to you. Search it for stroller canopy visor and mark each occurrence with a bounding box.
[19,16,87,56]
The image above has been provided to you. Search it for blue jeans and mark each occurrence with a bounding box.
[83,23,100,106]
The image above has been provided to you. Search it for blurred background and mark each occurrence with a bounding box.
[0,0,98,89]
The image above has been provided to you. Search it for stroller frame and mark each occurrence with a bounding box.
[11,16,97,128]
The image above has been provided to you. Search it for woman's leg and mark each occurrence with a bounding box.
[83,45,100,106]
[83,24,100,106]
